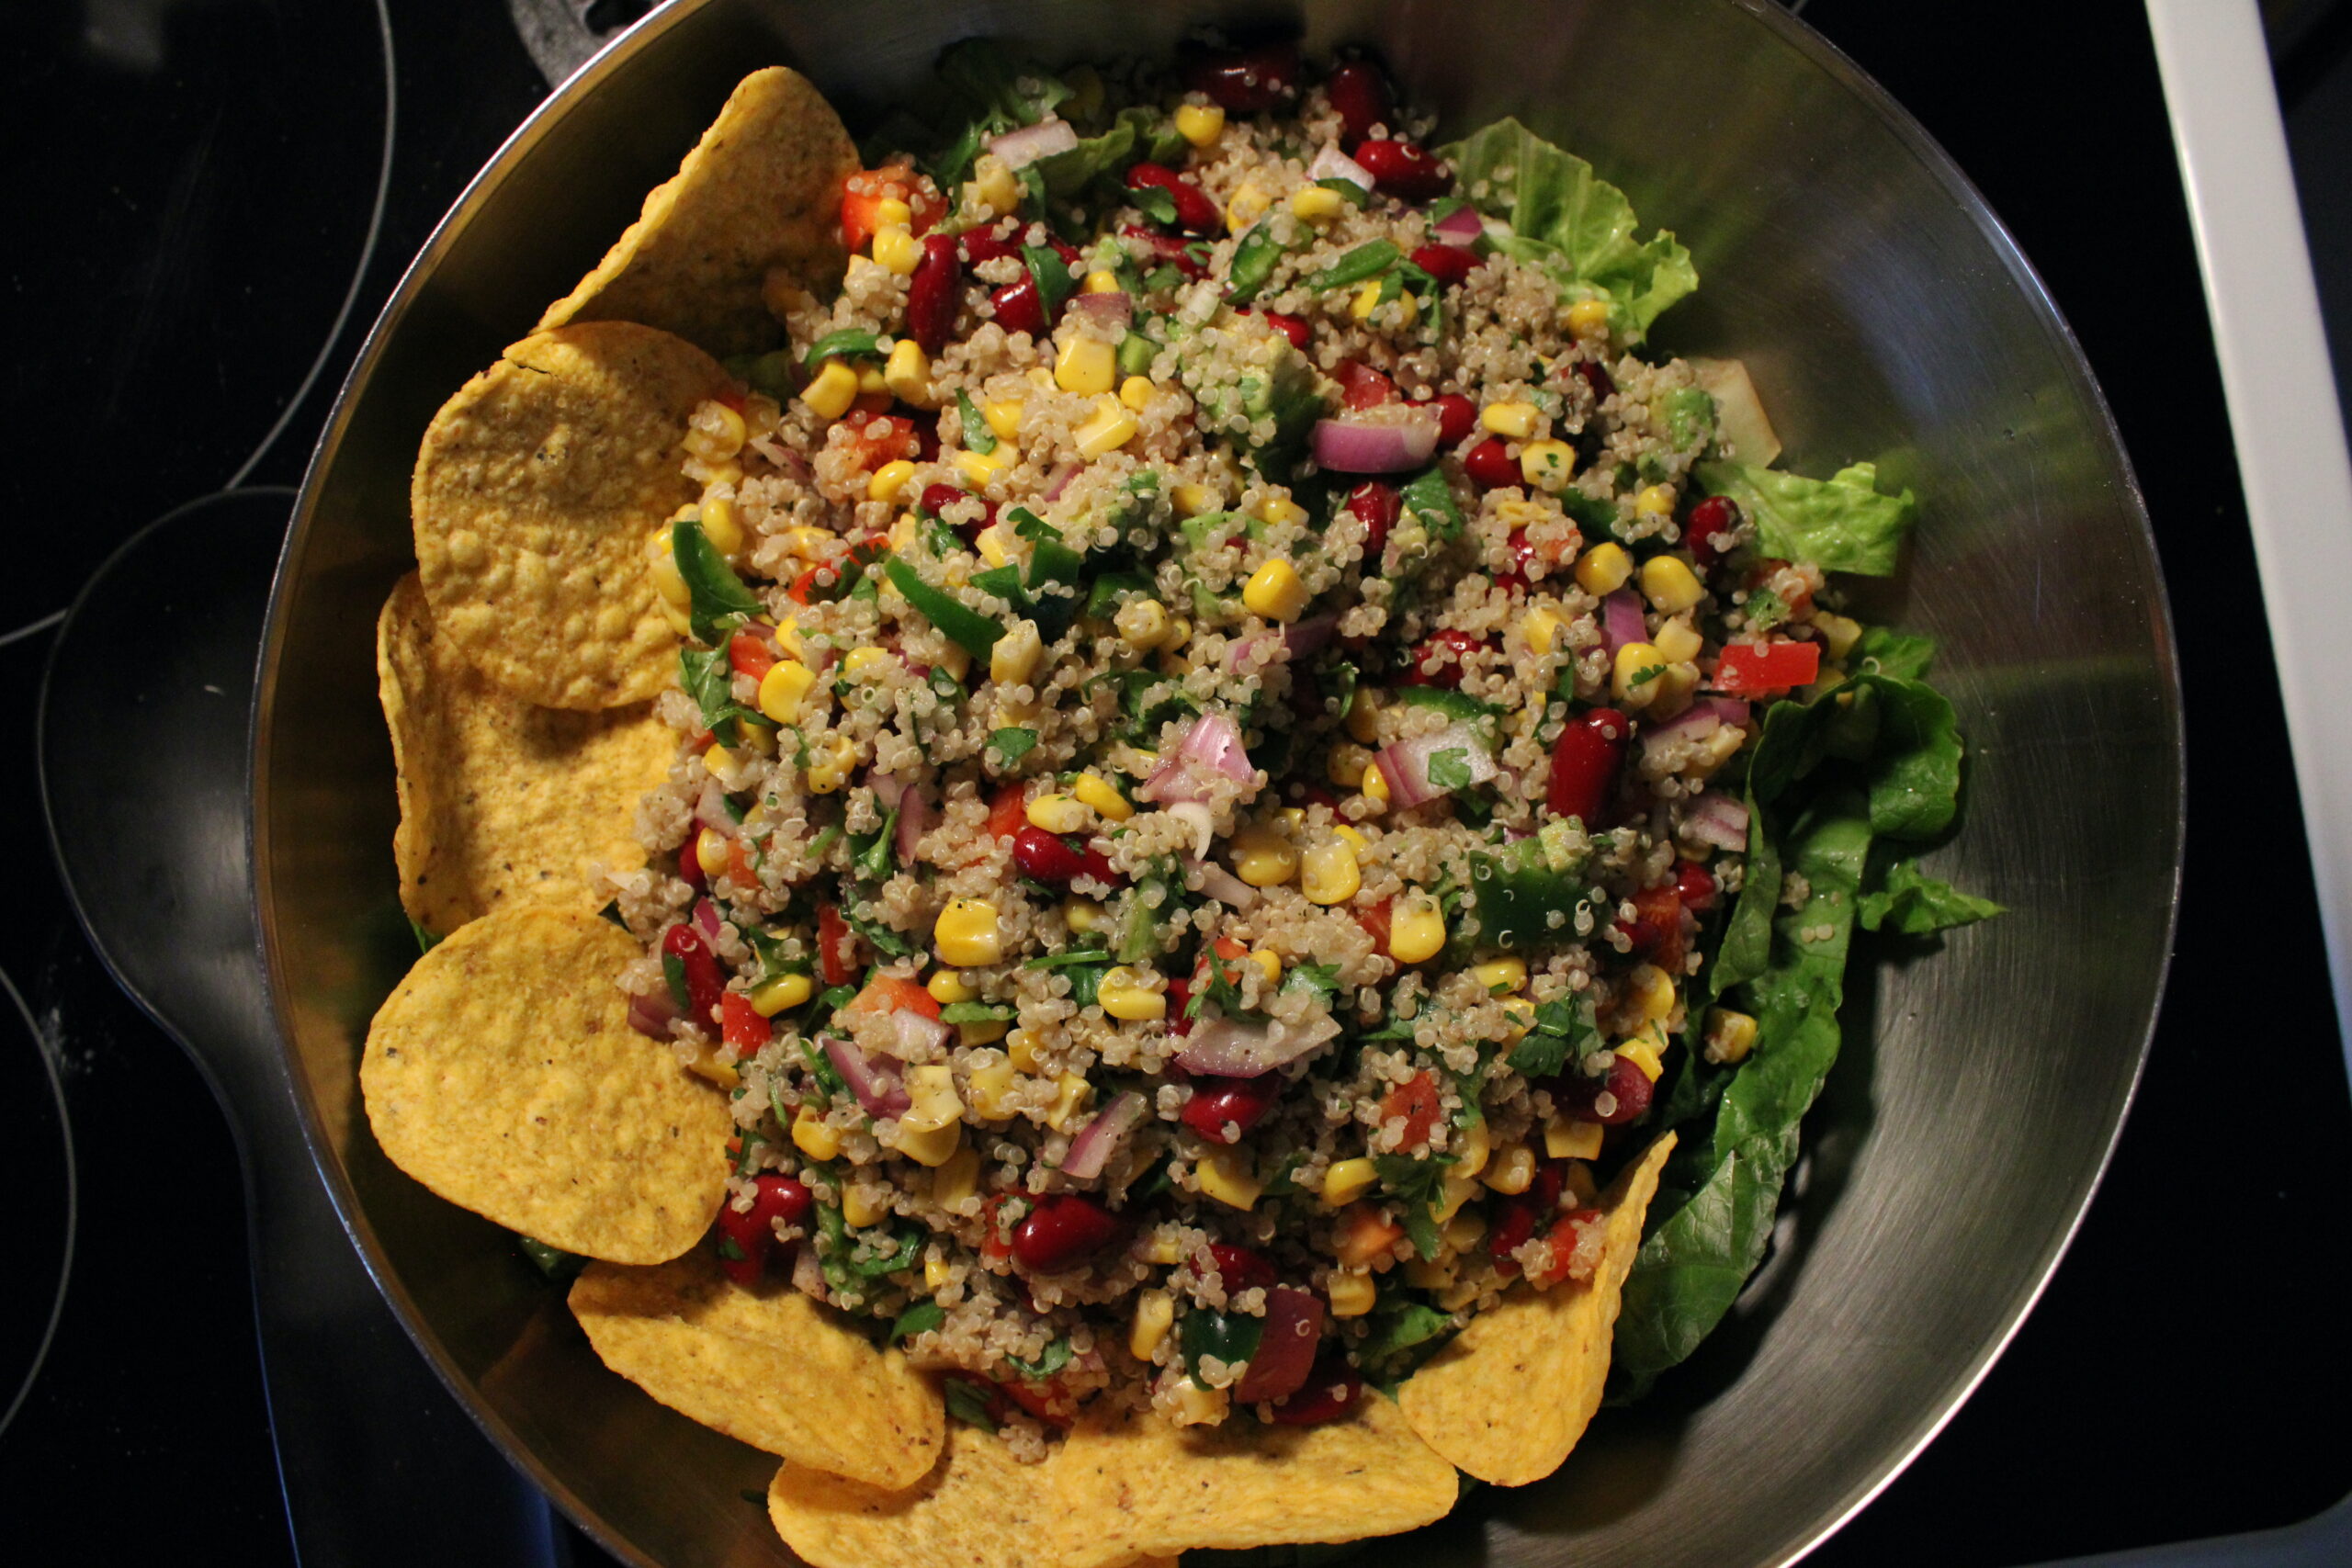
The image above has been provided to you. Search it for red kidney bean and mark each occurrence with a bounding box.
[1617,884,1690,971]
[1011,1193,1125,1272]
[1118,224,1205,277]
[1684,494,1739,570]
[1181,1074,1282,1144]
[662,921,725,1026]
[1126,162,1221,235]
[678,840,707,892]
[904,233,960,353]
[1232,1287,1325,1404]
[1400,626,1482,689]
[1257,310,1310,349]
[1574,359,1616,402]
[1345,480,1400,559]
[1267,1350,1363,1425]
[1335,359,1395,410]
[1487,1196,1536,1274]
[1676,861,1720,910]
[1422,391,1477,446]
[1208,1243,1278,1294]
[1011,826,1115,886]
[1325,58,1391,146]
[1408,243,1476,286]
[715,1175,812,1285]
[1532,1160,1567,1215]
[1555,1054,1654,1127]
[1353,138,1450,201]
[1547,706,1628,824]
[990,276,1046,337]
[1464,436,1520,490]
[959,227,1023,266]
[1182,40,1300,113]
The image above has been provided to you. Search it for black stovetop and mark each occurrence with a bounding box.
[7,2,2348,1562]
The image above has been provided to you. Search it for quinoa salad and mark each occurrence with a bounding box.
[580,39,1994,1462]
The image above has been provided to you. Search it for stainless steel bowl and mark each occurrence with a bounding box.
[254,2,2184,1562]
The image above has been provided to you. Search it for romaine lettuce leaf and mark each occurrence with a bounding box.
[1439,118,1697,342]
[1858,856,2004,935]
[1694,459,1919,577]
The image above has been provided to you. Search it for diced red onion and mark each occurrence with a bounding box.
[1170,802,1215,859]
[1071,290,1134,331]
[871,773,906,812]
[896,784,933,864]
[1684,791,1751,852]
[1138,712,1255,805]
[1233,1287,1326,1403]
[791,1240,827,1295]
[1173,1010,1339,1077]
[692,897,722,941]
[824,1035,910,1117]
[1432,205,1485,247]
[1189,859,1260,910]
[1308,143,1374,192]
[1043,462,1080,502]
[1601,590,1648,658]
[628,988,679,1040]
[695,779,740,837]
[1282,614,1339,660]
[1061,1090,1148,1179]
[887,1009,951,1061]
[1311,412,1440,474]
[1639,697,1752,771]
[1374,721,1496,809]
[985,118,1079,169]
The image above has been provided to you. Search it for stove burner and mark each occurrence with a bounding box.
[507,0,650,88]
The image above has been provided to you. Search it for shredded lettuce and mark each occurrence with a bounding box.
[1695,459,1919,577]
[1439,118,1697,342]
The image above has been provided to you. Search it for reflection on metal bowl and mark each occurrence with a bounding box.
[253,2,2182,1563]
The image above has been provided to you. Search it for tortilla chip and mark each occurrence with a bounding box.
[360,905,727,1263]
[412,320,727,710]
[1396,1132,1677,1485]
[570,1247,943,1489]
[377,574,673,936]
[767,1423,1086,1568]
[538,65,857,358]
[1054,1395,1458,1558]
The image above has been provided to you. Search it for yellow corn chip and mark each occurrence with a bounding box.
[360,904,727,1263]
[767,1422,1087,1568]
[1396,1132,1678,1485]
[570,1247,943,1490]
[377,574,673,936]
[1054,1394,1458,1559]
[413,320,727,710]
[538,65,857,358]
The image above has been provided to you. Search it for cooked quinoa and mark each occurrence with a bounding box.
[604,40,1902,1449]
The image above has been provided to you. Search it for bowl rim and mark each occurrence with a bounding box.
[249,2,2187,1563]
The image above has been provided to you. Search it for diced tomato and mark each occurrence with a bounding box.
[1486,1196,1536,1276]
[662,920,726,1026]
[1619,884,1689,971]
[980,1194,1018,1262]
[720,991,772,1053]
[787,567,822,605]
[997,1373,1078,1429]
[711,383,747,413]
[1117,224,1207,278]
[678,840,707,892]
[840,166,944,254]
[1714,640,1820,694]
[727,629,778,682]
[816,905,858,987]
[848,975,942,1021]
[1530,1208,1605,1288]
[726,836,757,890]
[1352,895,1395,953]
[1335,359,1395,410]
[1208,1243,1279,1294]
[1399,627,1482,688]
[1379,1072,1442,1152]
[987,784,1030,841]
[1256,310,1311,350]
[841,412,920,472]
[1266,1349,1363,1426]
[1344,480,1400,560]
[1408,243,1476,286]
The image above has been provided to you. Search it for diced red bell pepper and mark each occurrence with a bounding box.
[840,166,944,254]
[1378,1072,1442,1153]
[848,975,942,1021]
[1208,1244,1279,1294]
[1530,1207,1606,1288]
[727,629,778,682]
[987,784,1030,841]
[662,921,726,1027]
[841,412,921,472]
[720,990,771,1054]
[1714,640,1820,694]
[816,904,858,987]
[1266,1349,1363,1426]
[1408,243,1476,286]
[1335,359,1395,410]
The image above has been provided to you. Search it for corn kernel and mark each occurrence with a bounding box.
[975,522,1011,568]
[1074,399,1139,458]
[870,196,912,231]
[1345,689,1380,745]
[924,1255,954,1292]
[649,540,691,607]
[1327,742,1374,789]
[801,360,860,421]
[699,495,745,557]
[1131,1289,1177,1359]
[1705,1007,1759,1065]
[1616,1036,1666,1083]
[1024,793,1088,835]
[1473,957,1529,994]
[782,526,836,563]
[1046,1073,1095,1131]
[1454,1117,1491,1180]
[897,1121,962,1167]
[1442,1206,1487,1254]
[1510,609,1563,661]
[1241,558,1311,622]
[1653,615,1704,664]
[756,660,820,724]
[1634,483,1678,517]
[1403,1255,1456,1292]
[1142,1228,1185,1266]
[871,225,922,275]
[934,897,1004,966]
[1118,375,1154,412]
[842,1184,889,1228]
[658,599,693,636]
[1388,893,1446,964]
[1815,611,1863,660]
[804,732,859,794]
[881,339,933,405]
[1197,1147,1263,1211]
[1482,1141,1536,1195]
[901,1064,965,1134]
[1308,1269,1374,1322]
[1574,541,1634,595]
[990,617,1042,687]
[1061,896,1104,933]
[1361,761,1390,804]
[1098,966,1168,1021]
[974,154,1020,216]
[1333,825,1369,852]
[1006,1028,1045,1075]
[1320,1157,1379,1208]
[1520,439,1576,491]
[1277,807,1307,831]
[1481,400,1540,440]
[748,972,813,1017]
[927,969,978,1006]
[954,445,1015,487]
[1301,840,1361,906]
[1230,825,1299,887]
[688,1043,738,1090]
[1627,963,1677,1022]
[1174,101,1226,147]
[1350,277,1419,326]
[1255,494,1307,531]
[1072,773,1134,821]
[1545,1113,1604,1161]
[1639,554,1705,615]
[1056,336,1117,396]
[1170,1376,1228,1427]
[1291,185,1345,223]
[684,400,748,461]
[1566,297,1612,338]
[1613,640,1668,706]
[958,1019,1009,1047]
[791,1104,842,1161]
[1170,481,1219,516]
[967,1057,1019,1120]
[1226,181,1272,232]
[693,827,730,878]
[840,647,890,682]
